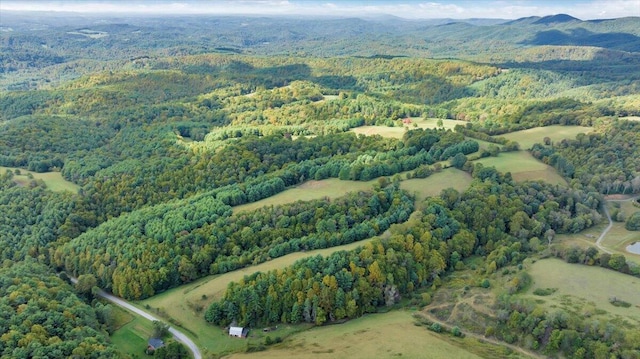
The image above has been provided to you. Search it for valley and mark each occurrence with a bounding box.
[1,4,639,359]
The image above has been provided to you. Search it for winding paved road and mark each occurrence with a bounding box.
[70,278,202,359]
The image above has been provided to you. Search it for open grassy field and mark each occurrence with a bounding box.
[322,94,339,101]
[555,201,639,265]
[139,238,374,357]
[350,118,467,139]
[475,151,567,185]
[110,315,155,358]
[233,178,378,214]
[412,117,468,131]
[350,125,408,139]
[526,258,640,324]
[0,166,80,193]
[603,201,640,261]
[225,311,485,359]
[496,125,593,150]
[471,138,502,151]
[400,168,473,204]
[620,116,640,122]
[555,223,607,250]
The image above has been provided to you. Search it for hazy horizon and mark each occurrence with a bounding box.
[1,0,639,20]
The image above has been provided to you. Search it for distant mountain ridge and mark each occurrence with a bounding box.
[533,14,581,24]
[1,11,639,89]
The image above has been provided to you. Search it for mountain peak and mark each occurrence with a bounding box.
[533,14,581,24]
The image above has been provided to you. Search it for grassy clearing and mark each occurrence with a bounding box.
[111,305,135,331]
[110,315,154,358]
[526,258,640,323]
[350,118,467,139]
[555,223,606,249]
[350,125,407,139]
[471,138,502,151]
[225,311,484,359]
[0,166,80,193]
[140,238,374,357]
[497,125,593,150]
[603,201,640,261]
[233,178,377,214]
[412,117,468,131]
[556,205,640,265]
[475,152,567,185]
[620,116,640,122]
[400,168,473,204]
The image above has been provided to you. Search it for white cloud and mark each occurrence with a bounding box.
[0,0,638,19]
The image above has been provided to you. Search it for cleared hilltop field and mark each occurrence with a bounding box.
[0,166,79,193]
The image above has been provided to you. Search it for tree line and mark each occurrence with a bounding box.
[205,163,604,327]
[54,184,413,300]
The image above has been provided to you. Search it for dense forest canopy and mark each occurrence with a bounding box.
[1,10,639,359]
[206,169,604,327]
[0,260,118,358]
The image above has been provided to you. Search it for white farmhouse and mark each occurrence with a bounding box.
[229,326,248,338]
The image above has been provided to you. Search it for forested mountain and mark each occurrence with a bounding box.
[1,10,639,359]
[1,12,639,89]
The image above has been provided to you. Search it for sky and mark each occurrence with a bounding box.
[1,0,639,20]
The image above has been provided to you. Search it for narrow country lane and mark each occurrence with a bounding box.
[597,205,614,254]
[69,278,202,359]
[597,195,640,254]
[416,312,545,359]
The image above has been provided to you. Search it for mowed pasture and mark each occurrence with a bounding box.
[401,168,473,204]
[526,258,640,323]
[620,116,640,121]
[414,118,468,131]
[225,311,484,359]
[350,125,407,139]
[110,315,154,358]
[0,166,80,193]
[496,125,593,150]
[232,178,378,214]
[139,238,374,356]
[350,118,467,139]
[475,152,567,185]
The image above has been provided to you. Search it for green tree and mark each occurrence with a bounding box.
[450,153,467,169]
[152,321,170,339]
[154,342,189,359]
[608,254,627,271]
[625,212,640,231]
[75,274,97,295]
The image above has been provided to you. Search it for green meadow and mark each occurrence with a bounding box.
[110,315,154,358]
[400,168,473,204]
[350,118,468,139]
[233,178,378,214]
[603,201,640,262]
[497,125,593,150]
[475,152,567,185]
[225,311,487,359]
[526,258,640,324]
[0,166,80,193]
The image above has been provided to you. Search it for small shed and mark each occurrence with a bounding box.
[229,326,248,338]
[402,118,412,124]
[147,338,164,351]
